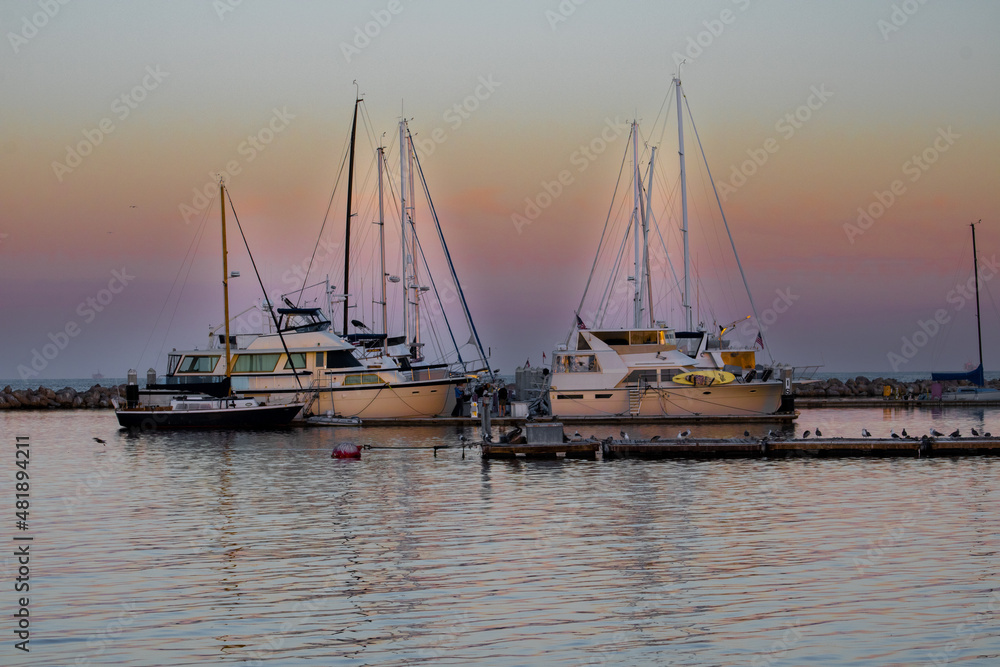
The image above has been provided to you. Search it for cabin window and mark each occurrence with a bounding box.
[555,354,599,373]
[344,373,382,385]
[167,354,182,375]
[323,350,364,369]
[178,355,220,373]
[630,330,659,345]
[232,353,280,373]
[316,351,325,368]
[284,353,307,370]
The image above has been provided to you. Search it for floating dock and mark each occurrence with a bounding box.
[479,435,1000,460]
[304,413,797,428]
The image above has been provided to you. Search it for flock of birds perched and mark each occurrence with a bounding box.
[583,425,993,443]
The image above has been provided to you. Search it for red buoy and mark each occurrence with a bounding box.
[331,442,361,459]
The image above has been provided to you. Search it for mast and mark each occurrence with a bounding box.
[400,119,410,347]
[675,76,692,331]
[377,146,388,356]
[632,121,642,328]
[342,96,360,337]
[220,179,232,387]
[643,146,657,327]
[408,131,421,358]
[972,220,983,384]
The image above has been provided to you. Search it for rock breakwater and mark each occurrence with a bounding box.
[0,384,125,410]
[794,376,998,398]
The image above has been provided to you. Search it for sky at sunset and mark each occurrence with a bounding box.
[2,0,999,381]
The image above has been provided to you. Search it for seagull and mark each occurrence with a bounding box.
[650,435,661,442]
[459,434,467,443]
[677,429,691,439]
[901,428,908,438]
[815,427,822,437]
[93,437,106,445]
[744,430,751,437]
[573,431,581,438]
[861,428,871,438]
[949,429,961,438]
[971,428,980,436]
[802,430,811,439]
[890,429,900,439]
[620,430,629,440]
[931,429,944,437]
[986,432,993,438]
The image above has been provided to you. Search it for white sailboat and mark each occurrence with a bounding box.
[548,77,789,418]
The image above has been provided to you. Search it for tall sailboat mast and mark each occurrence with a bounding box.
[408,130,421,357]
[399,119,410,347]
[342,96,360,337]
[972,220,983,382]
[631,121,642,328]
[220,179,233,387]
[675,76,693,331]
[377,146,388,356]
[643,146,657,327]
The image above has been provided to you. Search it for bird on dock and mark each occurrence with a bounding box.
[677,429,691,439]
[861,428,872,438]
[650,435,661,442]
[459,434,467,443]
[931,429,944,437]
[744,429,751,437]
[93,437,106,445]
[901,428,908,438]
[802,430,811,439]
[971,428,980,436]
[890,429,900,439]
[949,429,961,438]
[573,430,581,438]
[815,427,822,437]
[986,432,993,438]
[620,430,629,440]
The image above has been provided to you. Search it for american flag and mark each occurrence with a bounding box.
[754,331,763,349]
[576,314,587,330]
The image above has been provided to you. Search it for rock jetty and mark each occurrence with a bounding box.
[0,384,126,410]
[793,376,999,398]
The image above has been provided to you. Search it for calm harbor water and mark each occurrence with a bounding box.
[2,408,999,666]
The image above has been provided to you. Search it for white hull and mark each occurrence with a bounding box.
[550,382,784,417]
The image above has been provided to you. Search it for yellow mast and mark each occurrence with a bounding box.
[220,179,233,388]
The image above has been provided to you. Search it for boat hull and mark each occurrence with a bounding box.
[549,382,785,417]
[115,403,304,429]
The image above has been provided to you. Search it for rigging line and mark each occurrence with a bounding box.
[138,190,217,370]
[296,103,356,307]
[596,195,634,326]
[224,188,303,390]
[408,127,484,375]
[572,121,631,337]
[682,86,773,363]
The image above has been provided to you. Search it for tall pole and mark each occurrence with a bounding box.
[220,179,232,386]
[409,131,421,357]
[632,121,642,328]
[644,146,657,327]
[972,220,983,383]
[342,97,360,337]
[377,146,388,356]
[676,76,692,331]
[400,119,410,347]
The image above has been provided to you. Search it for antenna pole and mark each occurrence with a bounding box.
[972,220,983,383]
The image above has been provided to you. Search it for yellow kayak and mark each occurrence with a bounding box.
[671,370,736,387]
